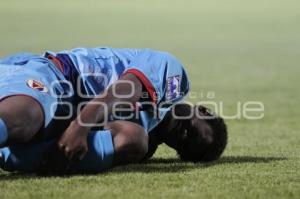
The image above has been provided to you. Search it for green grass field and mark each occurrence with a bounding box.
[0,0,299,198]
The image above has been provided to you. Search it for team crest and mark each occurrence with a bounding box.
[27,79,48,93]
[166,75,181,101]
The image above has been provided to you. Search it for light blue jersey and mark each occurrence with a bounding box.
[0,53,69,127]
[0,47,190,173]
[46,47,190,132]
[0,48,189,132]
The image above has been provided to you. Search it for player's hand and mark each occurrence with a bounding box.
[58,121,89,161]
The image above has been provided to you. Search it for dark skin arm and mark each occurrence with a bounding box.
[0,95,44,146]
[58,73,143,161]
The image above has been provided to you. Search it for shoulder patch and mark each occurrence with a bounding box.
[166,75,181,101]
[27,79,48,93]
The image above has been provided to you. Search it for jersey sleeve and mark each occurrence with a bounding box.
[122,49,190,108]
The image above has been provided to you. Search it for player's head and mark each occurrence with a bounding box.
[165,103,227,162]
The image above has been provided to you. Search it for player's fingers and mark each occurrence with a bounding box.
[71,150,83,162]
[58,142,65,151]
[72,147,87,162]
[64,146,72,160]
[78,148,88,161]
[67,147,82,161]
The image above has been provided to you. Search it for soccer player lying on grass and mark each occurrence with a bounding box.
[0,47,227,174]
[0,103,227,174]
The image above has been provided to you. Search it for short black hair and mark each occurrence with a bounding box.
[175,104,228,162]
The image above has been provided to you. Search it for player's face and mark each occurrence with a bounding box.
[164,116,212,159]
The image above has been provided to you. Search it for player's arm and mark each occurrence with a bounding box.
[58,73,143,161]
[0,95,44,146]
